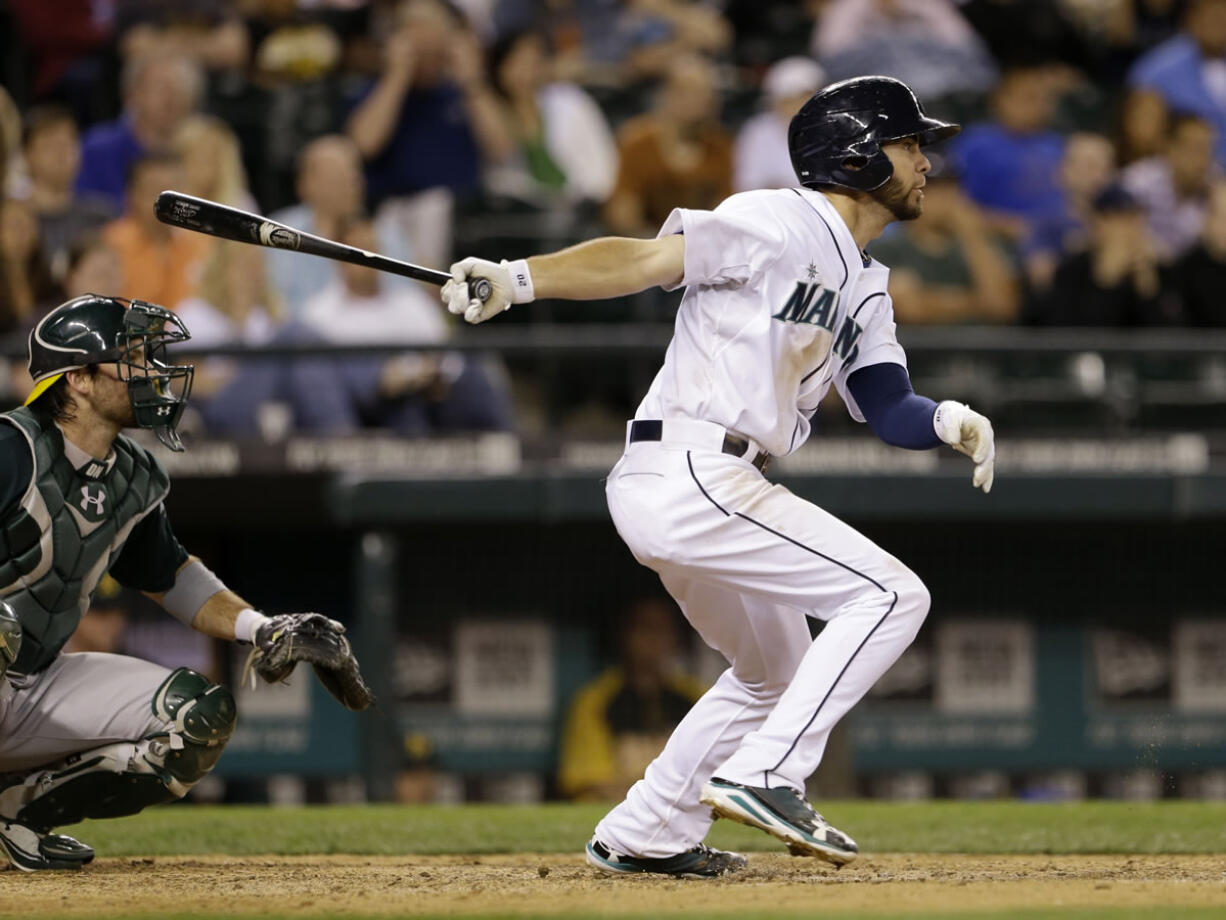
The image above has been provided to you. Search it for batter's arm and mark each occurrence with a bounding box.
[443,235,685,323]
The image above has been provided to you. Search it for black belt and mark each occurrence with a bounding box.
[629,419,771,473]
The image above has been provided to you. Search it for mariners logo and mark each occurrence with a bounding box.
[773,280,863,363]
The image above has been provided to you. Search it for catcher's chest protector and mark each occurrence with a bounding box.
[0,408,169,673]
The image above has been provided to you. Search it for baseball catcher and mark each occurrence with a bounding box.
[0,294,372,871]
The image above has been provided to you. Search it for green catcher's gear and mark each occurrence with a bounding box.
[26,295,194,451]
[0,601,20,679]
[0,668,235,832]
[0,407,170,674]
[248,612,374,711]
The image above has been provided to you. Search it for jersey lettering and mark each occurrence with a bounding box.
[772,282,839,332]
[833,316,863,364]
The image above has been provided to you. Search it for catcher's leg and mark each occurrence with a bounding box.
[0,661,235,869]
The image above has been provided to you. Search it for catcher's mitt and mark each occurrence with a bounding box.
[245,612,374,711]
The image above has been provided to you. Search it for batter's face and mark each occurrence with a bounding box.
[874,138,931,221]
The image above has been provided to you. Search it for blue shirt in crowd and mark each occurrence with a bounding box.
[348,80,481,205]
[1129,35,1226,164]
[952,123,1065,222]
[75,116,145,213]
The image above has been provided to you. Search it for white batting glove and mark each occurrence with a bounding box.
[933,400,995,493]
[442,257,535,324]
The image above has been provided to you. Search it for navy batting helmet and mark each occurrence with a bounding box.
[788,75,960,192]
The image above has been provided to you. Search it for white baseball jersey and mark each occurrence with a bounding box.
[594,187,932,861]
[636,187,906,457]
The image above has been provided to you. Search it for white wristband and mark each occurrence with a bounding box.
[234,607,270,645]
[500,259,536,303]
[932,400,963,445]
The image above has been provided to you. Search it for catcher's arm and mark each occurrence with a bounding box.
[147,557,374,711]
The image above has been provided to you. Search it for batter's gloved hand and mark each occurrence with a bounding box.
[245,612,374,711]
[933,400,995,493]
[443,257,534,324]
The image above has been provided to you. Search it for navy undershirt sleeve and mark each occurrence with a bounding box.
[846,362,942,450]
[109,504,190,593]
[0,425,33,515]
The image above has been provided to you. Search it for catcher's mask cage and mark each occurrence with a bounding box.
[788,75,961,192]
[25,294,195,451]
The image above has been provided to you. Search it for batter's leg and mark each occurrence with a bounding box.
[593,574,811,859]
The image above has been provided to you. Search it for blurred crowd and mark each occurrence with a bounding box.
[3,0,1226,438]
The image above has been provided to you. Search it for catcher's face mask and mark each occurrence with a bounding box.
[27,295,195,451]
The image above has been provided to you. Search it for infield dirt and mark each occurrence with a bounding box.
[1,852,1224,918]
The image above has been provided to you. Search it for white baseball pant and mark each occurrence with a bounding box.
[594,419,929,858]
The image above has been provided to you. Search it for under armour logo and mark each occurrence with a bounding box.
[156,405,172,417]
[80,486,106,515]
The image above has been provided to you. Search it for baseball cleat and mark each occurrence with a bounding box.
[0,820,95,871]
[700,777,858,866]
[585,837,747,879]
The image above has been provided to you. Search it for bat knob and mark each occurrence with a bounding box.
[472,278,493,302]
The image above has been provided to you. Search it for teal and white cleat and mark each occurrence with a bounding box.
[585,837,748,879]
[700,777,858,866]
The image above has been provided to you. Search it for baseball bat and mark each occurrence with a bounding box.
[153,190,492,302]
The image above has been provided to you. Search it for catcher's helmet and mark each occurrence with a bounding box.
[26,294,195,451]
[788,75,960,192]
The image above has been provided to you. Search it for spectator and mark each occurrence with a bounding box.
[1122,112,1220,260]
[267,135,414,316]
[175,241,284,350]
[616,0,733,82]
[1025,132,1119,292]
[116,3,250,85]
[558,597,706,802]
[953,65,1067,238]
[173,114,259,212]
[1,87,20,197]
[813,0,997,102]
[76,51,204,212]
[101,154,210,307]
[960,0,1097,71]
[734,56,826,192]
[61,234,123,300]
[0,197,58,334]
[174,240,289,436]
[1129,0,1226,164]
[345,0,510,266]
[21,105,115,279]
[870,162,1019,324]
[1116,87,1170,166]
[1028,183,1181,326]
[604,54,732,237]
[484,29,619,205]
[298,218,513,436]
[5,1,114,119]
[1172,179,1226,325]
[515,0,732,86]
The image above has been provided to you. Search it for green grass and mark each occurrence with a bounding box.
[139,913,1226,920]
[73,800,1226,857]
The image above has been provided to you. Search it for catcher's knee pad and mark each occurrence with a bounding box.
[0,668,236,832]
[150,667,237,785]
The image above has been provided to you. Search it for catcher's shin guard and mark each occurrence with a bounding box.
[0,668,236,832]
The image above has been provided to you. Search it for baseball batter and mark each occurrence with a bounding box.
[0,295,371,871]
[444,75,995,878]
